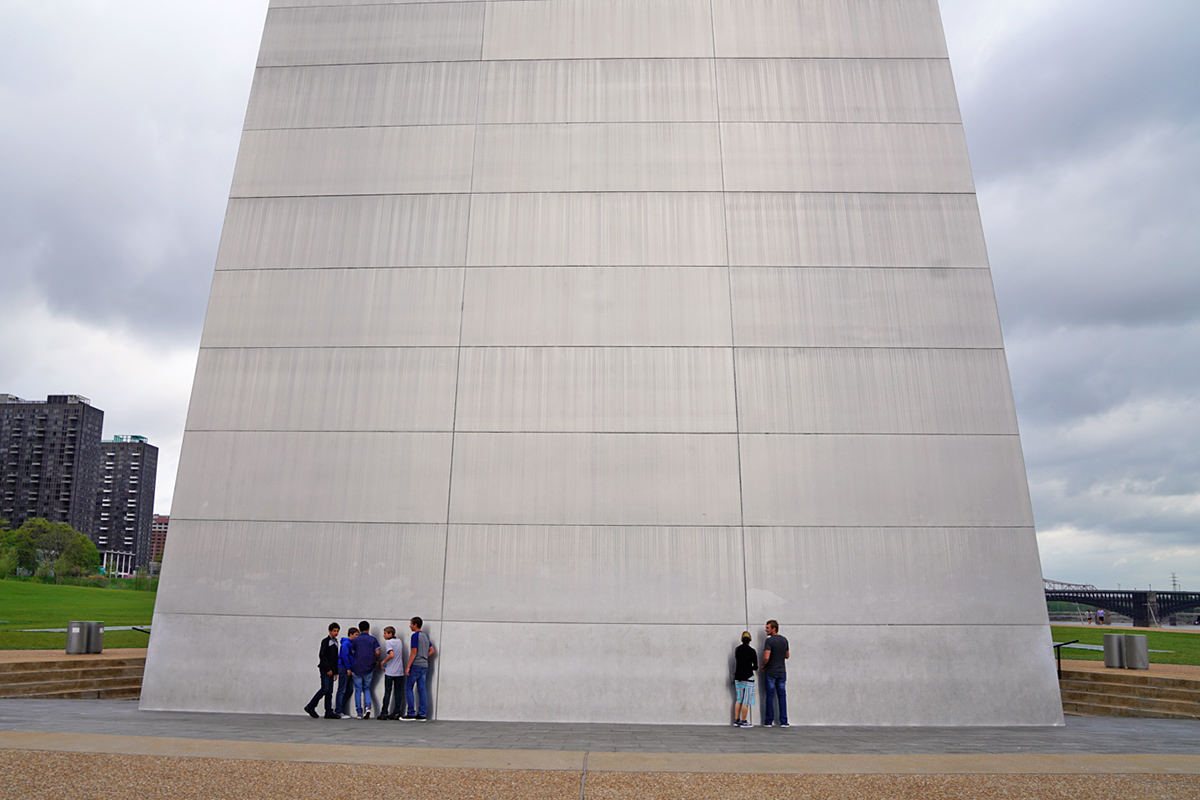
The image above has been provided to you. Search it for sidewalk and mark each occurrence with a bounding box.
[1,698,1198,799]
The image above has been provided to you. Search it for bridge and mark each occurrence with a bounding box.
[1045,589,1200,627]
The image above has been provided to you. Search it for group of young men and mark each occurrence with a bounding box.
[303,617,436,721]
[732,619,790,728]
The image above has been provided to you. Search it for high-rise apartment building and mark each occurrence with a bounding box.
[151,514,170,563]
[94,435,159,571]
[0,394,104,537]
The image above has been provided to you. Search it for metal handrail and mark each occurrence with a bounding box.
[1052,639,1079,679]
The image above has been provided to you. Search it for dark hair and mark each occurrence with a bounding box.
[410,616,423,629]
[766,619,779,632]
[328,622,340,632]
[383,626,396,636]
[358,621,370,632]
[348,627,359,635]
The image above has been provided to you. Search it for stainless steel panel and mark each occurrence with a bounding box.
[466,193,727,265]
[473,123,723,192]
[187,347,458,431]
[201,268,464,347]
[216,195,470,269]
[172,431,452,523]
[712,0,949,58]
[731,268,1004,348]
[461,267,732,346]
[479,59,717,123]
[744,527,1048,624]
[231,126,475,197]
[142,613,442,715]
[735,348,1018,433]
[484,0,714,60]
[722,123,973,192]
[756,624,1062,725]
[455,347,737,431]
[154,520,447,618]
[717,58,960,123]
[442,525,745,623]
[739,433,1035,526]
[246,62,481,129]
[258,3,485,66]
[449,433,741,525]
[435,621,740,722]
[726,193,988,267]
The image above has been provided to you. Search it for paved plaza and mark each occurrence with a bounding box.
[1,699,1198,799]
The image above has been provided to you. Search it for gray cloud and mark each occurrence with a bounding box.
[944,0,1200,588]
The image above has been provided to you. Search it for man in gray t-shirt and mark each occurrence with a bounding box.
[761,619,790,727]
[402,616,436,720]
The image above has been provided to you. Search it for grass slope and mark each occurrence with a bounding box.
[1051,624,1200,666]
[0,579,155,650]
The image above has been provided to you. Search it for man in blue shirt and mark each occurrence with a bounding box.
[350,620,380,719]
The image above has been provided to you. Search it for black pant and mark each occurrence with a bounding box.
[306,670,335,714]
[382,674,406,717]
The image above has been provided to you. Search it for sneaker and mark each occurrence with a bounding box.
[415,715,428,722]
[324,712,341,719]
[779,723,790,728]
[303,707,318,719]
[731,720,741,727]
[362,710,371,720]
[400,715,417,722]
[740,721,754,728]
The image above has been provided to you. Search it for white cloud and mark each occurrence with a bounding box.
[0,287,199,514]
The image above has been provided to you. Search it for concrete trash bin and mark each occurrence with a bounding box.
[1122,634,1149,670]
[1103,633,1125,668]
[85,621,104,654]
[66,621,88,655]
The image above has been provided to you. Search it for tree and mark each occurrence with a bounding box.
[1,526,38,574]
[56,533,101,577]
[18,518,77,564]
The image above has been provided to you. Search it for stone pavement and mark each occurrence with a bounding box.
[1,699,1198,799]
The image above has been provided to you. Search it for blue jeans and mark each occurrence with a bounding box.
[336,670,353,715]
[352,671,374,714]
[382,674,406,718]
[763,673,787,726]
[305,670,335,714]
[404,665,428,717]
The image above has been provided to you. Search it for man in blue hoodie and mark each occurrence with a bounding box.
[335,627,358,719]
[350,620,380,719]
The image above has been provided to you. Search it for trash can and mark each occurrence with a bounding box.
[85,621,104,654]
[1122,634,1149,670]
[66,621,88,655]
[1103,633,1125,668]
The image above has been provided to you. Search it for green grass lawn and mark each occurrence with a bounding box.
[0,579,155,650]
[1051,624,1200,666]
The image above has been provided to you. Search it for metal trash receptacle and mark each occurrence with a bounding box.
[66,621,88,655]
[85,621,104,654]
[1122,634,1149,670]
[1103,633,1125,668]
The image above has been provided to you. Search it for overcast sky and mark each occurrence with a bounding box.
[1,1,1196,591]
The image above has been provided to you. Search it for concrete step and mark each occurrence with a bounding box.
[1062,700,1200,721]
[1059,668,1200,692]
[1059,668,1200,719]
[0,658,146,676]
[11,684,141,700]
[0,674,143,699]
[0,665,145,685]
[1059,678,1200,704]
[1060,688,1200,716]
